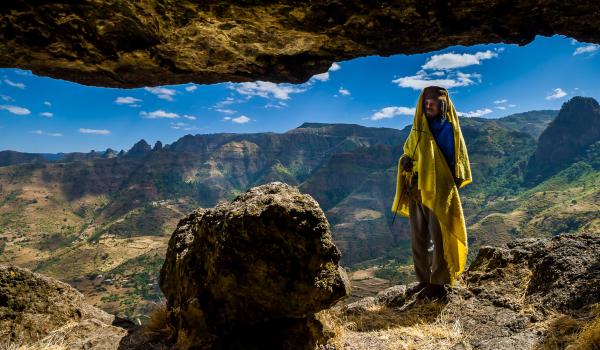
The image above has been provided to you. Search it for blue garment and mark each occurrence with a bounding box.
[427,116,456,177]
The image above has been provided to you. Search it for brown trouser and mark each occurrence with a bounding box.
[407,180,451,285]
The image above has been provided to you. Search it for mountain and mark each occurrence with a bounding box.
[525,96,600,184]
[2,100,599,320]
[495,109,558,140]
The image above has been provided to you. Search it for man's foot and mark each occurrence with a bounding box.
[416,283,448,301]
[406,282,429,298]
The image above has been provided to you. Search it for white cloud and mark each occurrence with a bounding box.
[144,86,177,101]
[457,108,493,118]
[339,87,351,96]
[546,88,567,100]
[3,79,25,89]
[182,114,197,120]
[421,50,498,70]
[185,85,198,92]
[115,96,142,105]
[368,106,415,121]
[508,104,516,108]
[573,44,599,56]
[212,96,248,114]
[0,105,30,115]
[310,72,329,82]
[40,112,53,118]
[493,99,508,104]
[392,70,481,90]
[43,101,51,106]
[495,106,506,110]
[170,121,197,131]
[140,109,180,119]
[13,69,32,76]
[216,108,236,114]
[232,115,251,124]
[223,116,232,121]
[329,62,341,71]
[227,81,308,100]
[79,128,111,135]
[31,129,62,137]
[265,101,288,109]
[1,95,13,102]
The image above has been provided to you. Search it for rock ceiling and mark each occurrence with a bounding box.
[1,1,598,88]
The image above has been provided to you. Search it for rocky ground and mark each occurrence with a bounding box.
[1,239,599,349]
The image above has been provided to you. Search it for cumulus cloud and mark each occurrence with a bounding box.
[40,112,53,118]
[310,72,330,82]
[79,128,111,135]
[546,88,567,100]
[0,105,31,115]
[115,96,142,105]
[228,81,308,100]
[1,95,13,102]
[140,109,180,119]
[308,62,343,82]
[493,99,508,104]
[31,129,62,137]
[421,50,498,70]
[43,101,51,106]
[457,108,493,118]
[392,70,481,90]
[338,87,351,96]
[3,79,25,89]
[368,106,415,121]
[232,115,251,124]
[392,49,499,91]
[573,44,599,56]
[144,86,177,101]
[185,85,198,92]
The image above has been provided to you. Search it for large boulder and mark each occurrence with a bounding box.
[159,182,351,349]
[0,265,127,349]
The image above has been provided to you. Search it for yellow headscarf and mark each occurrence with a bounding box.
[391,87,472,285]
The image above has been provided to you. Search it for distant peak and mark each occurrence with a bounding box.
[126,139,151,157]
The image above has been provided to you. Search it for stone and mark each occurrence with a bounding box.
[0,265,126,348]
[1,1,599,88]
[159,182,351,349]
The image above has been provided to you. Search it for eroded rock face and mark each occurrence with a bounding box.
[159,181,350,349]
[1,1,599,88]
[339,233,600,349]
[0,265,127,349]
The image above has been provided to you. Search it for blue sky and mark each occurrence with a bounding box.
[0,34,599,153]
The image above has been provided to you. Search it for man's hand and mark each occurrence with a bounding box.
[400,155,413,172]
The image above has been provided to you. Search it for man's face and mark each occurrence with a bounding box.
[424,98,440,119]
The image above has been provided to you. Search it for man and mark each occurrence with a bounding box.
[391,86,472,300]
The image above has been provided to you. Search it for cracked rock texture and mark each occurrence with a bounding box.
[1,1,600,87]
[339,233,600,349]
[0,265,127,349]
[159,182,351,350]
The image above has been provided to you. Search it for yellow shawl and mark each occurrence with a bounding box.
[391,88,472,285]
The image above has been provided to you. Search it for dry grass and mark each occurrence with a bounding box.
[0,322,76,350]
[320,296,468,350]
[141,300,175,342]
[536,304,600,350]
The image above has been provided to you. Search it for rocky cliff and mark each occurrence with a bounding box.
[1,1,599,87]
